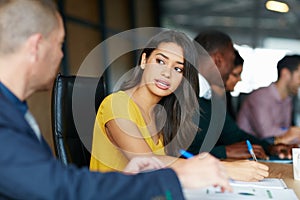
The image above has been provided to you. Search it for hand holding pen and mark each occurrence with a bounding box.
[225,141,268,159]
[178,149,232,192]
[245,140,270,160]
[246,140,258,161]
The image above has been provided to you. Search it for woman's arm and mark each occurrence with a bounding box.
[107,118,270,182]
[105,118,183,167]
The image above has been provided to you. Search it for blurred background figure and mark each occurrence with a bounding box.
[189,30,294,165]
[237,55,300,145]
[190,30,270,182]
[226,49,244,120]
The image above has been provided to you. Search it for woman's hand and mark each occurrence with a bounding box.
[173,152,232,192]
[222,160,269,181]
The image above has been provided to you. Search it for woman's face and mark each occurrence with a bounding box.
[140,42,184,97]
[225,65,243,92]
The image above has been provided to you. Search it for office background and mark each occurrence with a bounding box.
[27,0,300,153]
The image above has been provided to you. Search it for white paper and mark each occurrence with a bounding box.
[293,148,300,180]
[184,185,298,200]
[229,178,287,189]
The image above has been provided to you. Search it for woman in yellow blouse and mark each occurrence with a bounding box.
[89,30,269,183]
[90,30,200,172]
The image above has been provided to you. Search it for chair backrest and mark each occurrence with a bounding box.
[51,74,107,167]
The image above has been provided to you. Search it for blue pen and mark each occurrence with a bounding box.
[179,149,194,159]
[246,140,257,161]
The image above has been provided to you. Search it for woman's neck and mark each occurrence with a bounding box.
[125,86,162,142]
[126,86,161,113]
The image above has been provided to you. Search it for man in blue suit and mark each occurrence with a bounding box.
[0,1,231,199]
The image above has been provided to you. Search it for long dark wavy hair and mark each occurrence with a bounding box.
[120,30,200,156]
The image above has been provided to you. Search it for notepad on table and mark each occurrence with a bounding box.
[248,157,293,164]
[230,178,287,189]
[184,186,298,200]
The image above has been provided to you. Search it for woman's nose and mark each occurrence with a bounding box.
[161,65,171,78]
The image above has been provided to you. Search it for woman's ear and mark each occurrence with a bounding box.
[140,53,147,69]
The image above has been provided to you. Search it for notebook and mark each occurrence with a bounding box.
[184,186,298,200]
[249,156,293,164]
[229,178,287,189]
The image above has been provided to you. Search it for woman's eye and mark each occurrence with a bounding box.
[174,67,183,73]
[156,59,165,65]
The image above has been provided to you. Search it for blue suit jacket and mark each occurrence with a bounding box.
[0,91,184,200]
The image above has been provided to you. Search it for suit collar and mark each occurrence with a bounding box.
[0,90,52,154]
[0,82,28,115]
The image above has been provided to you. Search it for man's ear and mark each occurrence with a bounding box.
[26,33,42,63]
[281,68,291,80]
[212,51,222,69]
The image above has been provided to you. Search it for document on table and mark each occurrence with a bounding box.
[229,178,287,189]
[250,156,293,164]
[260,159,293,164]
[184,178,297,200]
[258,158,293,164]
[184,185,298,200]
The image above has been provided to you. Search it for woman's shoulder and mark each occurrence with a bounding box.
[98,90,142,120]
[103,91,130,102]
[100,90,136,109]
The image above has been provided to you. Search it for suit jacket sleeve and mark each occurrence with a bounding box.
[188,97,223,156]
[217,112,270,155]
[0,96,185,200]
[188,97,270,159]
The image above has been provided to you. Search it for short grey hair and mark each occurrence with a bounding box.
[0,0,58,54]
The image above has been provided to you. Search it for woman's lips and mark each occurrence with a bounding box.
[155,79,170,90]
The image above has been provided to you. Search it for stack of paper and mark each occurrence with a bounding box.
[184,178,298,200]
[229,178,287,189]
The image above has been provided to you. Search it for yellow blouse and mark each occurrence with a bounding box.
[89,91,165,172]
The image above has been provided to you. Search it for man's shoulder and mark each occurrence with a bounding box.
[247,85,273,99]
[253,85,271,93]
[0,92,25,126]
[0,93,14,116]
[239,85,273,108]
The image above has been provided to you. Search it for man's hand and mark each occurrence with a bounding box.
[276,127,300,144]
[173,153,232,192]
[123,157,165,174]
[268,143,298,159]
[225,141,268,159]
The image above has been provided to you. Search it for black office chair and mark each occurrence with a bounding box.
[51,74,107,167]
